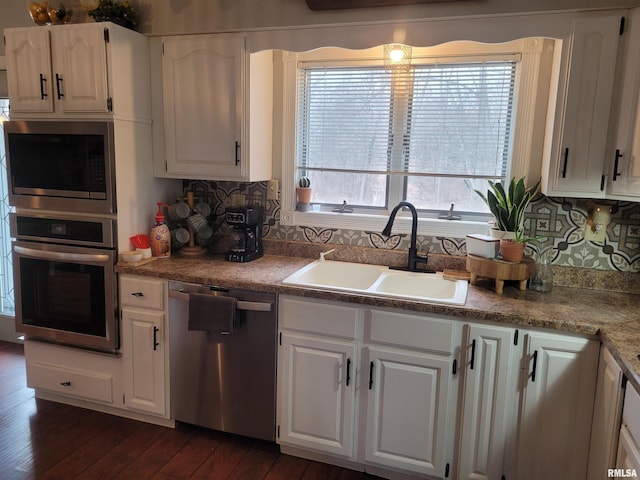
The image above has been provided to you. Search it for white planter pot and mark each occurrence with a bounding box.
[489,229,516,240]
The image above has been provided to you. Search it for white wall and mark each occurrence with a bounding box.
[138,0,640,35]
[3,0,640,51]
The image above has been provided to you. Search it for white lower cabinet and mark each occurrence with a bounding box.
[458,324,520,480]
[24,339,119,405]
[279,333,357,457]
[363,346,455,478]
[587,346,626,480]
[120,274,169,418]
[277,296,460,479]
[277,295,602,480]
[121,308,166,416]
[515,331,600,480]
[616,385,640,473]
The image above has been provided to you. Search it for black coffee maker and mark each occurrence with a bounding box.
[225,206,264,262]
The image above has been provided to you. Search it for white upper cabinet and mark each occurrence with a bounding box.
[542,13,622,198]
[607,8,640,200]
[153,34,273,182]
[5,22,150,119]
[5,27,56,113]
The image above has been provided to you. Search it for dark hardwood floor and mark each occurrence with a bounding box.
[0,341,380,480]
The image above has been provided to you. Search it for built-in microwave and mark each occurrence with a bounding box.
[4,120,116,214]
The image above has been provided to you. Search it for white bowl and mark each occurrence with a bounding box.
[136,247,152,259]
[121,251,143,263]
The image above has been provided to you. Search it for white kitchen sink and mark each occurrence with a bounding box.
[282,260,468,305]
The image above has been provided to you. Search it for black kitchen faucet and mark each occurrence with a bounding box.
[382,201,430,272]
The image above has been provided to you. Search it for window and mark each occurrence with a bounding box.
[0,98,14,316]
[280,39,555,237]
[296,59,516,213]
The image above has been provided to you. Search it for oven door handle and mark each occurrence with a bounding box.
[14,245,112,264]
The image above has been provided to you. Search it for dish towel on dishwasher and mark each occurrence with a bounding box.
[188,293,237,334]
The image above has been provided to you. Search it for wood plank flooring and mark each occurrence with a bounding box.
[0,341,381,480]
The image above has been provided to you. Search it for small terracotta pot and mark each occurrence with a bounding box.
[500,239,525,263]
[296,187,312,204]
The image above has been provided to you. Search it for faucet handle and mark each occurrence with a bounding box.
[320,248,336,261]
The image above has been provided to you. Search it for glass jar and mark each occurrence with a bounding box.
[27,1,52,25]
[530,254,553,292]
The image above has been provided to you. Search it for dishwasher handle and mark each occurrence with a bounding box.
[168,289,272,312]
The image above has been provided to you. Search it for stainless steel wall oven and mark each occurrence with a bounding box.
[11,212,118,353]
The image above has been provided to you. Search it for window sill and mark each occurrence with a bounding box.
[280,209,492,239]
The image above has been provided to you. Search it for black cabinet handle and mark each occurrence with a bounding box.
[470,339,476,370]
[153,326,159,351]
[60,381,71,387]
[531,350,538,382]
[235,141,240,166]
[613,149,623,180]
[39,73,47,99]
[368,361,374,390]
[55,73,64,99]
[131,292,144,297]
[561,147,569,178]
[346,358,351,387]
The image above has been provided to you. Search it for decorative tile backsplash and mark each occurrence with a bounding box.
[183,180,640,273]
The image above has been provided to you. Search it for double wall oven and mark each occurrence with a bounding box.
[5,120,119,353]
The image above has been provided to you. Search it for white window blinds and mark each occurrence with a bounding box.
[296,59,517,209]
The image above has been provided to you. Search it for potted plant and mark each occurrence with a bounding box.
[474,177,541,262]
[296,176,312,204]
[89,0,138,30]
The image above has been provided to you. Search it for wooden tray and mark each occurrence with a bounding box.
[466,254,534,294]
[117,257,157,268]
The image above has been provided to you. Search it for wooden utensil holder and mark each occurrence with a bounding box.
[466,254,534,294]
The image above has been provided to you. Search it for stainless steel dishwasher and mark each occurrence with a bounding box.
[168,281,277,441]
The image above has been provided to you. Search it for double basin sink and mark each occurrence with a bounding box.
[282,260,468,305]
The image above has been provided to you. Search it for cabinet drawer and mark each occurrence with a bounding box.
[279,296,359,339]
[365,309,458,354]
[24,340,115,404]
[120,275,165,310]
[623,385,640,444]
[27,361,113,403]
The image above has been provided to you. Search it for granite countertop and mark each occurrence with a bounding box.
[116,253,640,392]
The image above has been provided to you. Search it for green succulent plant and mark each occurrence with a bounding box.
[298,176,311,188]
[474,177,541,242]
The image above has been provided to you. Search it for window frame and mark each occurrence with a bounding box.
[279,38,557,238]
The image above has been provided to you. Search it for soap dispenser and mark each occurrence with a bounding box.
[150,202,171,258]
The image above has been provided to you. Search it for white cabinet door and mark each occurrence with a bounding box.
[516,332,599,480]
[607,8,640,200]
[617,426,640,473]
[50,25,110,113]
[5,24,110,114]
[458,324,518,480]
[5,27,54,113]
[587,345,625,480]
[278,333,357,458]
[364,346,454,478]
[161,34,244,179]
[544,14,621,198]
[121,307,166,416]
